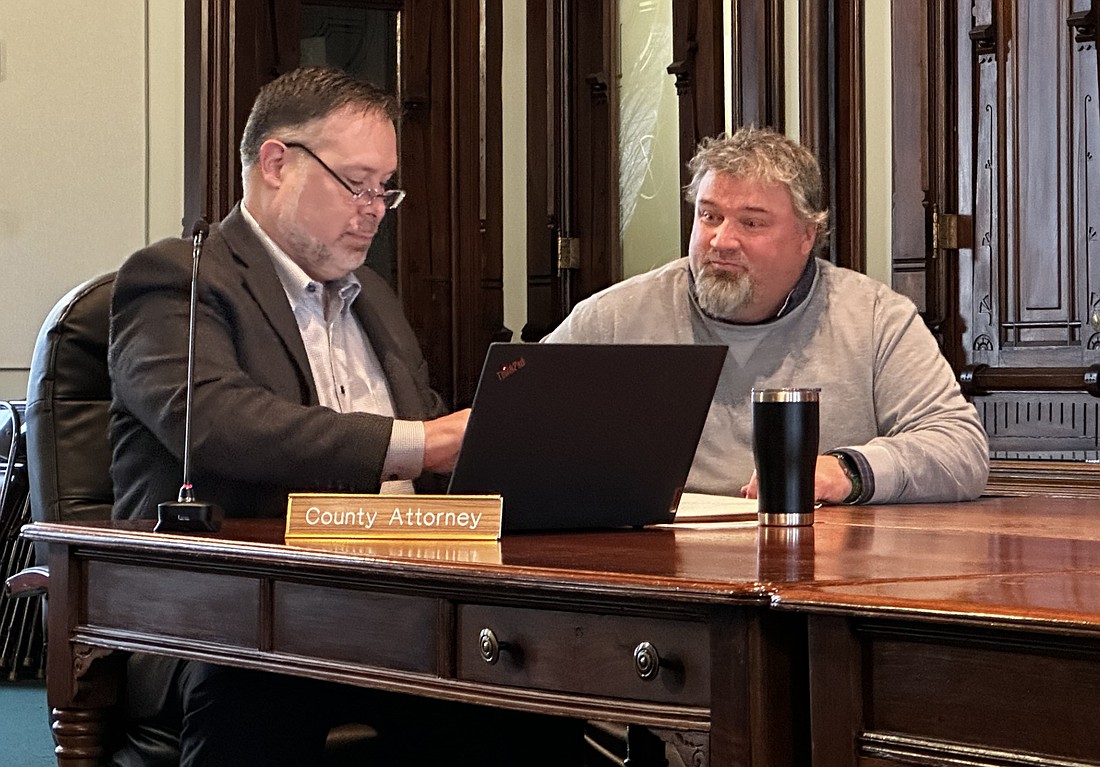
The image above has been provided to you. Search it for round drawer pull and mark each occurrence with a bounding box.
[479,628,501,664]
[633,641,660,680]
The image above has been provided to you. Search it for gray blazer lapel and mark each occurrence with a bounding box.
[216,206,319,405]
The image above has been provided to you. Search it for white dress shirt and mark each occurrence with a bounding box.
[241,204,424,493]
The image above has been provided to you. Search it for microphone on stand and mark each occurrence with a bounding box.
[155,219,224,533]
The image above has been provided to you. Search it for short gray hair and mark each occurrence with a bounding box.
[685,126,829,239]
[240,66,400,171]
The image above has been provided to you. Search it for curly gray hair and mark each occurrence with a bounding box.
[685,126,830,241]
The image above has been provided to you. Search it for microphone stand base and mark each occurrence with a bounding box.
[155,501,224,533]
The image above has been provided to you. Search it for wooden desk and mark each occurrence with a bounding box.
[28,496,1100,767]
[780,496,1100,766]
[25,518,807,767]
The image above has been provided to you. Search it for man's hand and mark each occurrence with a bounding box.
[740,454,854,505]
[422,409,471,474]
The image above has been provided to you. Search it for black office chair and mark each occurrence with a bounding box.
[25,272,116,543]
[8,272,376,765]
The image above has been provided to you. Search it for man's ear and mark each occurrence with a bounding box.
[256,140,291,188]
[801,222,818,257]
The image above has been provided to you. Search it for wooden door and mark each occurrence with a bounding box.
[894,0,1100,475]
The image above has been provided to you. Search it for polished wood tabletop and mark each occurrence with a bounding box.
[773,496,1100,633]
[27,494,1100,606]
[25,493,1100,767]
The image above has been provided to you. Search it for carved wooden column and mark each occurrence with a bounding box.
[46,543,122,766]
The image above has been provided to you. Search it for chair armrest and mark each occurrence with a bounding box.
[5,565,49,598]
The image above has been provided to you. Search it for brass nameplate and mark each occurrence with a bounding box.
[285,493,502,540]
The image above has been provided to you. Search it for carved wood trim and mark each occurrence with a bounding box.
[671,0,726,247]
[959,365,1100,398]
[1068,4,1096,45]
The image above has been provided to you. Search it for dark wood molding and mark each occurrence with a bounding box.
[191,0,235,225]
[522,0,557,341]
[833,0,864,273]
[891,0,966,365]
[670,0,726,247]
[571,0,621,308]
[927,0,964,367]
[730,0,785,132]
[183,0,203,236]
[799,0,864,272]
[184,0,301,226]
[449,0,505,407]
[798,0,829,203]
[959,365,1100,398]
[523,0,620,340]
[986,459,1100,498]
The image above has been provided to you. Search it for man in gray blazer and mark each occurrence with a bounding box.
[107,67,577,767]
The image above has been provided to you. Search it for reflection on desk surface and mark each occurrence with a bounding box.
[287,537,503,565]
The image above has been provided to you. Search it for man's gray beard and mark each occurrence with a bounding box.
[694,265,753,320]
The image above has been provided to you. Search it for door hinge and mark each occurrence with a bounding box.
[558,236,580,270]
[931,210,973,251]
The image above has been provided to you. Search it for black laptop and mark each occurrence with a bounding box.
[447,343,727,532]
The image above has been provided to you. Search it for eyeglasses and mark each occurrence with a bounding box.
[282,141,406,210]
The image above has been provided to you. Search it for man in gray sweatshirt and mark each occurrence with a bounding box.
[544,127,989,505]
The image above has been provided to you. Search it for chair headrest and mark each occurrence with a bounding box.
[29,272,115,403]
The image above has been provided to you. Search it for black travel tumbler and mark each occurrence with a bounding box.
[751,388,820,526]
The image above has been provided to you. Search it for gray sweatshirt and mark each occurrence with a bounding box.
[544,257,989,503]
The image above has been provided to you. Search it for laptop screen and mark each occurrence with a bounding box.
[448,343,727,531]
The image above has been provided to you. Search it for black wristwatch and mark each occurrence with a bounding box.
[831,451,863,504]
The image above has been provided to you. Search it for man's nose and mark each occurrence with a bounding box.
[711,220,741,250]
[358,196,385,211]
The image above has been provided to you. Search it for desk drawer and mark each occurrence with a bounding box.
[85,561,260,646]
[273,583,439,673]
[456,604,709,705]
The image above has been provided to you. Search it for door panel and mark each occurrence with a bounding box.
[895,0,1100,462]
[961,0,1100,460]
[965,1,1081,363]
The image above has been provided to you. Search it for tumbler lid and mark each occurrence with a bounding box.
[751,387,820,403]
